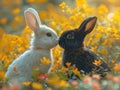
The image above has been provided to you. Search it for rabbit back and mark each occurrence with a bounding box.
[63,48,110,76]
[5,49,52,83]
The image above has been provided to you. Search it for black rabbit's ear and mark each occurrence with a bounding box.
[78,16,97,34]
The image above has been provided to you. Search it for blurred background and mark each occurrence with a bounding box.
[0,0,120,35]
[0,0,120,86]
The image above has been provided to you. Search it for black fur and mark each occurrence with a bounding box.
[59,16,110,77]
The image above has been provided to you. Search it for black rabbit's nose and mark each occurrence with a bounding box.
[58,38,62,45]
[58,37,61,42]
[55,37,59,44]
[58,39,61,45]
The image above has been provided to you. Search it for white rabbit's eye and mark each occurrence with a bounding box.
[66,34,74,39]
[46,33,52,37]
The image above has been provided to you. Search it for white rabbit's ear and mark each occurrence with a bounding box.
[24,8,41,31]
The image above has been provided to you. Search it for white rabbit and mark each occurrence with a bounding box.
[5,8,59,85]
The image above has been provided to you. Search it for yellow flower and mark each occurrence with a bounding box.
[39,11,48,20]
[26,0,34,3]
[59,80,68,87]
[59,2,66,8]
[41,57,51,65]
[0,70,5,80]
[97,4,108,15]
[65,62,71,67]
[113,11,120,23]
[35,0,47,4]
[47,77,60,86]
[27,0,47,4]
[32,82,42,90]
[56,57,62,64]
[76,0,87,6]
[17,47,25,53]
[73,68,80,75]
[111,59,116,63]
[62,67,69,72]
[100,49,108,55]
[22,82,31,86]
[93,60,102,66]
[12,8,21,15]
[47,73,68,87]
[0,18,7,24]
[113,63,120,71]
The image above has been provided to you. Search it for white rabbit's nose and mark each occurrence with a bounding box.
[54,37,59,45]
[56,37,59,41]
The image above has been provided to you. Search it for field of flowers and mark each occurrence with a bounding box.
[0,0,120,90]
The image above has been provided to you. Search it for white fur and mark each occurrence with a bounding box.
[5,8,58,85]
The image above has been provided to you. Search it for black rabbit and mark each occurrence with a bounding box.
[59,16,110,78]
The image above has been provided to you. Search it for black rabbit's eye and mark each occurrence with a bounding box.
[46,33,52,37]
[66,34,74,39]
